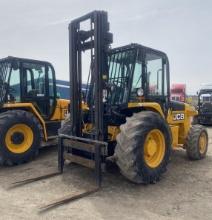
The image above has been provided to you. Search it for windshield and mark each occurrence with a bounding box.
[0,61,11,104]
[171,96,180,101]
[0,60,21,103]
[199,93,212,103]
[108,48,137,105]
[0,61,11,82]
[171,89,184,93]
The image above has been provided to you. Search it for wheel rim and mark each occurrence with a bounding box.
[5,124,33,154]
[199,132,207,154]
[144,129,165,168]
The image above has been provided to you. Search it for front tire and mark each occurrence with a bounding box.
[115,111,171,184]
[0,110,41,165]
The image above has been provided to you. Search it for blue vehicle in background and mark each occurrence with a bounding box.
[56,80,70,99]
[56,79,87,99]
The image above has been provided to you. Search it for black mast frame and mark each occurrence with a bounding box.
[58,11,113,187]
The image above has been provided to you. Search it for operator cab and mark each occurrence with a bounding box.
[106,44,170,114]
[0,57,57,119]
[86,43,186,123]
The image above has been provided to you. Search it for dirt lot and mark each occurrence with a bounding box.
[0,128,212,220]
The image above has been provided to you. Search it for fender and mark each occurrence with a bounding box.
[3,103,48,141]
[128,102,165,118]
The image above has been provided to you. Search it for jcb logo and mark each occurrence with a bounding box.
[173,113,184,121]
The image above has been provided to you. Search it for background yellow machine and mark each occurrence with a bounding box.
[0,57,69,165]
[58,11,208,186]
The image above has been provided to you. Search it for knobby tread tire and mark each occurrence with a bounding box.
[185,124,208,160]
[0,110,42,165]
[115,111,171,184]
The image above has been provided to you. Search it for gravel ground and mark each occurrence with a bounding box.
[0,127,212,220]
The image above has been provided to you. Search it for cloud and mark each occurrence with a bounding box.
[46,18,72,26]
[0,0,212,94]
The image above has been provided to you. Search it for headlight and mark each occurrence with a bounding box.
[137,88,144,97]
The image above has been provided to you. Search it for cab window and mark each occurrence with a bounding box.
[47,65,55,97]
[23,63,46,97]
[146,53,163,96]
[130,62,142,102]
[8,67,21,101]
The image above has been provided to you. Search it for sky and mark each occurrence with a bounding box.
[0,0,211,94]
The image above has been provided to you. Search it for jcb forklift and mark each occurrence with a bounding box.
[58,10,208,185]
[0,57,69,165]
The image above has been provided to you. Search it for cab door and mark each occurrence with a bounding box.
[144,50,169,115]
[22,61,56,119]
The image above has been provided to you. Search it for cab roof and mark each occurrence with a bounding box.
[0,56,53,66]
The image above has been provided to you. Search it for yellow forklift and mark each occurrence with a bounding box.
[11,11,208,210]
[58,10,208,185]
[0,57,69,165]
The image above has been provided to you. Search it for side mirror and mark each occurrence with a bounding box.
[196,91,199,95]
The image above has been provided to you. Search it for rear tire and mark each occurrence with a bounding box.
[0,110,41,165]
[185,124,208,160]
[115,111,171,184]
[192,115,199,125]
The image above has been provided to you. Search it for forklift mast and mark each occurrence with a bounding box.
[69,11,113,142]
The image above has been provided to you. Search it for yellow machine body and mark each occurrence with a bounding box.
[83,101,198,149]
[3,99,69,141]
